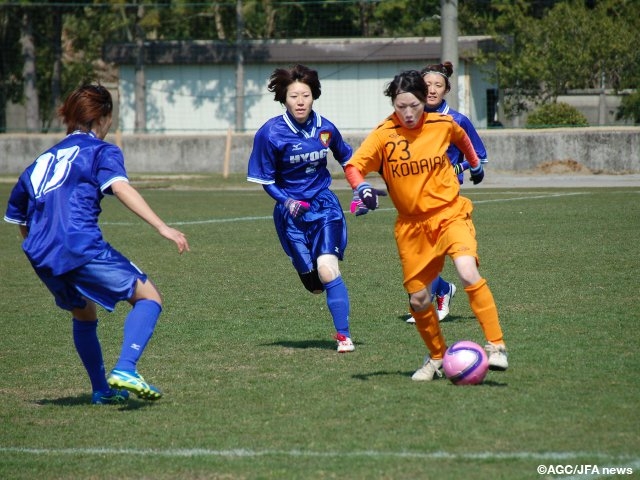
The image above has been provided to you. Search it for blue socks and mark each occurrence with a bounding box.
[114,299,162,372]
[324,276,350,337]
[431,276,451,297]
[72,319,109,393]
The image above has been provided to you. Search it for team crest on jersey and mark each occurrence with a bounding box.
[319,131,331,147]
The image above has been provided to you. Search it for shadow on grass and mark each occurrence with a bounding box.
[352,370,414,380]
[481,379,509,387]
[396,314,476,323]
[351,370,508,387]
[261,339,342,351]
[35,395,155,410]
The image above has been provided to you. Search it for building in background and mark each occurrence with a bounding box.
[5,36,626,134]
[103,36,499,134]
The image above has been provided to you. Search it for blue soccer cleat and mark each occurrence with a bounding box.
[92,388,130,405]
[107,369,163,400]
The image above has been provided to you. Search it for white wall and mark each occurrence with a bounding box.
[118,60,471,134]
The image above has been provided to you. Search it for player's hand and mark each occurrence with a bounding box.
[470,164,484,185]
[285,198,311,218]
[453,160,470,175]
[158,225,190,254]
[350,190,369,216]
[356,182,387,211]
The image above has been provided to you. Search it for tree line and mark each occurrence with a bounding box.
[1,0,638,132]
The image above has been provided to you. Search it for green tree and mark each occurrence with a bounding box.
[609,0,640,123]
[482,0,639,119]
[2,0,638,130]
[0,4,26,133]
[368,0,441,37]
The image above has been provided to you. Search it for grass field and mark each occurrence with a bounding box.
[1,174,639,479]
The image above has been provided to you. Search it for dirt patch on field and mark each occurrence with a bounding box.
[534,159,592,174]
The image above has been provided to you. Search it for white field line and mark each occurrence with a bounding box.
[473,192,586,204]
[0,446,636,463]
[101,191,586,226]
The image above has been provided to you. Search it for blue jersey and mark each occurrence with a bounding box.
[247,110,353,199]
[4,131,129,276]
[426,100,487,182]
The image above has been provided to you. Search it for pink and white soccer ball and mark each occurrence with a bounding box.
[443,340,489,385]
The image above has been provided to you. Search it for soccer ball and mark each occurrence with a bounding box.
[442,340,489,385]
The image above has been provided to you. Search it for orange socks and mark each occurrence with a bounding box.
[465,278,504,345]
[412,278,505,358]
[411,305,447,359]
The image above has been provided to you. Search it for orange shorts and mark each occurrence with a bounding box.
[394,196,478,294]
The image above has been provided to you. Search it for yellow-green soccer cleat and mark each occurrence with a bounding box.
[107,369,163,400]
[92,388,130,405]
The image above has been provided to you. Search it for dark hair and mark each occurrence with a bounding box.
[383,70,427,104]
[58,84,113,134]
[420,61,454,92]
[268,64,322,104]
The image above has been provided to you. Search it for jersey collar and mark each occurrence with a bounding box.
[425,100,449,115]
[283,110,322,139]
[69,130,97,138]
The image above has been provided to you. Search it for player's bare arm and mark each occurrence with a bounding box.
[110,180,190,253]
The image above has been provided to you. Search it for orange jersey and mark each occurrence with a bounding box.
[347,111,479,217]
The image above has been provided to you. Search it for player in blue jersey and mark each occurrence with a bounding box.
[4,84,190,404]
[247,64,356,352]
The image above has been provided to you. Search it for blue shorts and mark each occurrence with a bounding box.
[273,189,347,274]
[36,245,147,312]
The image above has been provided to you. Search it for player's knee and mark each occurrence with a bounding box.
[409,297,430,312]
[132,278,163,306]
[454,256,481,287]
[317,254,340,284]
[72,300,98,321]
[298,270,324,294]
[409,290,431,312]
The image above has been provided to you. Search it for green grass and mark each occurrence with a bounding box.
[1,175,639,479]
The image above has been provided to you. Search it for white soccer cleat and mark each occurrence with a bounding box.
[435,283,457,321]
[411,357,443,381]
[485,342,509,371]
[335,334,355,353]
[406,314,415,324]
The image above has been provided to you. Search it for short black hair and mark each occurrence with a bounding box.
[383,70,427,104]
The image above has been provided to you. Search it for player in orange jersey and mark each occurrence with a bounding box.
[344,70,508,380]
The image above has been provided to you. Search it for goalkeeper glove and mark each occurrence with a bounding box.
[284,198,311,218]
[356,182,387,211]
[453,160,470,175]
[350,190,369,216]
[470,164,485,185]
